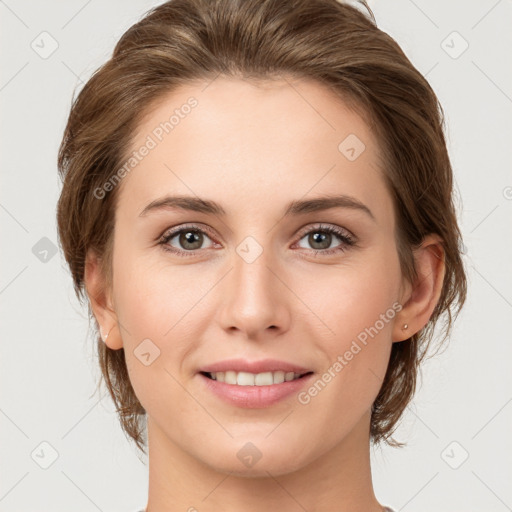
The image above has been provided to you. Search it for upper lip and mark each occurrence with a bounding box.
[198,358,313,375]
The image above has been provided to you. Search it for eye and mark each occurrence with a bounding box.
[295,223,356,256]
[158,222,356,258]
[158,224,217,257]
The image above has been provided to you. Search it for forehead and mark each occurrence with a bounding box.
[116,77,392,226]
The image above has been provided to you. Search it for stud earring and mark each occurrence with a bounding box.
[402,323,408,330]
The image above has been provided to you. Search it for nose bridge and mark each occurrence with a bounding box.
[218,238,289,336]
[234,244,274,300]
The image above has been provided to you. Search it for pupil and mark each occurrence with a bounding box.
[181,231,202,250]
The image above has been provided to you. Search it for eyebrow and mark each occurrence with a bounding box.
[138,194,375,221]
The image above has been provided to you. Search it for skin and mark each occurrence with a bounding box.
[85,76,445,512]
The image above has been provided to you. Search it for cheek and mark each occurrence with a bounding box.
[112,248,197,340]
[111,253,212,388]
[295,259,399,423]
[113,271,167,341]
[111,256,199,414]
[314,252,398,316]
[297,247,400,371]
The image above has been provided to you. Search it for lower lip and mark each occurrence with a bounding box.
[198,373,314,408]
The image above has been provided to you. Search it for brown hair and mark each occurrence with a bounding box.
[56,0,467,455]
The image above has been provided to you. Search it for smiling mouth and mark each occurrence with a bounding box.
[200,370,314,386]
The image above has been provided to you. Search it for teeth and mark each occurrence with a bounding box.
[208,370,304,385]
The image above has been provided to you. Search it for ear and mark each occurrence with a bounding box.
[84,248,123,350]
[393,234,446,343]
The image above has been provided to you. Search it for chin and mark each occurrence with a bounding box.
[200,443,309,478]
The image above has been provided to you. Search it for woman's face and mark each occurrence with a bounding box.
[108,77,407,475]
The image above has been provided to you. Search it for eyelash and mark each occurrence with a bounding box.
[157,223,356,258]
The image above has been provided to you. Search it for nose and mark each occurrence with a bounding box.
[217,245,291,340]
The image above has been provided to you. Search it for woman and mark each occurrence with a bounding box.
[56,0,467,510]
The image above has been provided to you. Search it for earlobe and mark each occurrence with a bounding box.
[393,234,446,343]
[100,325,115,343]
[84,249,122,350]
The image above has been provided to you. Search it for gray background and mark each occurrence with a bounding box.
[1,0,511,511]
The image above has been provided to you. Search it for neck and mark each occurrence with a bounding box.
[144,410,384,512]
